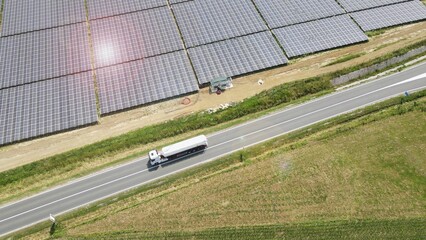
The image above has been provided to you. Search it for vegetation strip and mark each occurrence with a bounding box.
[10,89,426,239]
[324,52,366,67]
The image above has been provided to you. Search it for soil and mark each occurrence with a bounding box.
[1,22,425,172]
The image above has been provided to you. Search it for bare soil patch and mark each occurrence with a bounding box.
[1,22,425,172]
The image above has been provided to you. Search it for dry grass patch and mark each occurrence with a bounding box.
[60,110,426,237]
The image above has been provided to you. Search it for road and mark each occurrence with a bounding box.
[1,62,425,237]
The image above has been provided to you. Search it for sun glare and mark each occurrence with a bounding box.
[100,45,115,61]
[96,43,118,66]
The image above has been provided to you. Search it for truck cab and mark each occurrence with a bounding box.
[148,150,162,166]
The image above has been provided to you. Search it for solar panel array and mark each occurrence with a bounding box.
[0,23,92,89]
[1,0,425,145]
[1,0,86,36]
[274,15,368,57]
[97,51,198,114]
[173,0,268,47]
[337,0,409,12]
[189,31,288,84]
[87,0,167,20]
[0,72,98,145]
[254,0,345,28]
[350,1,426,31]
[90,7,183,68]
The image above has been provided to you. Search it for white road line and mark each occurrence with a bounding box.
[2,82,424,226]
[208,61,426,138]
[4,64,423,212]
[209,76,424,150]
[0,83,426,236]
[0,168,149,223]
[1,83,425,236]
[0,157,148,210]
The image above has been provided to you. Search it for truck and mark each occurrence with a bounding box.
[148,135,208,166]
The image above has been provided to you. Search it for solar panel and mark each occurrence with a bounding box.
[97,50,198,114]
[350,1,426,31]
[0,23,91,89]
[273,15,368,58]
[170,0,194,4]
[337,0,409,12]
[173,0,268,47]
[1,0,86,37]
[0,72,98,146]
[87,0,167,20]
[253,0,345,28]
[188,31,288,85]
[90,7,183,68]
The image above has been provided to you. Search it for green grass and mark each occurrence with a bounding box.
[1,38,425,207]
[324,52,365,66]
[366,29,387,37]
[73,218,426,240]
[328,38,426,81]
[374,38,406,52]
[11,90,426,239]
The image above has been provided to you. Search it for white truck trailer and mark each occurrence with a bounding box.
[148,135,208,166]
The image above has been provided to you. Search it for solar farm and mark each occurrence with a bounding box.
[0,0,426,146]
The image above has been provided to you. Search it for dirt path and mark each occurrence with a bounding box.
[1,22,425,172]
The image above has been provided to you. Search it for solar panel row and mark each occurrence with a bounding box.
[0,72,98,145]
[189,31,288,84]
[86,0,195,20]
[337,0,410,12]
[97,50,198,114]
[90,7,183,68]
[350,0,426,31]
[173,0,267,47]
[87,0,167,20]
[1,0,86,37]
[254,0,345,28]
[1,0,425,145]
[170,0,194,4]
[274,15,368,58]
[0,23,91,89]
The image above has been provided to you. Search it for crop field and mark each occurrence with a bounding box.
[21,93,426,239]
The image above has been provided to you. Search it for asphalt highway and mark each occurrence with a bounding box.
[1,62,425,237]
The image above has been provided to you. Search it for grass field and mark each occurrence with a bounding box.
[60,218,426,240]
[19,93,425,239]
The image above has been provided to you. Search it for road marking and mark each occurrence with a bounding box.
[0,168,149,224]
[0,158,148,210]
[208,62,426,138]
[4,66,423,212]
[402,72,426,82]
[1,78,424,227]
[1,68,425,235]
[209,75,424,150]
